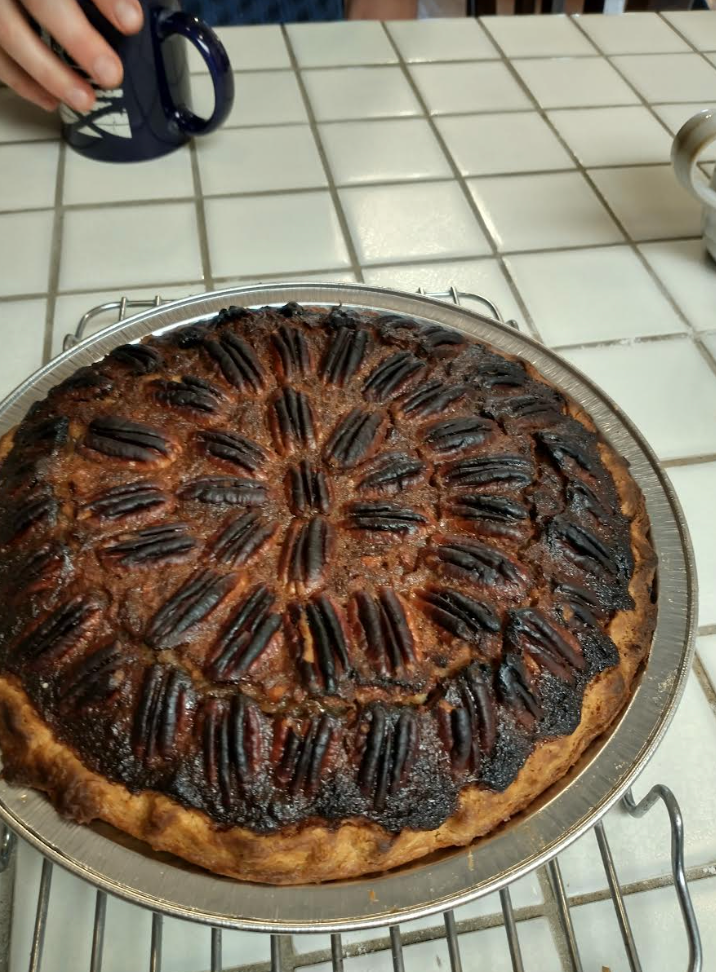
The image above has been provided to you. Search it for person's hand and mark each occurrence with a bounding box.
[0,0,143,113]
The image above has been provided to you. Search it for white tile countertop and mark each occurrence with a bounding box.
[1,11,716,972]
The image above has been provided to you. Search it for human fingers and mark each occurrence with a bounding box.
[0,0,96,110]
[0,45,59,111]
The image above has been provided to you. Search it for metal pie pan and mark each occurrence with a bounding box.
[0,283,697,933]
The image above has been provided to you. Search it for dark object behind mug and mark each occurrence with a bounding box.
[55,0,234,163]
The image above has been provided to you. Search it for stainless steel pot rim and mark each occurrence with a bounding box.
[0,283,697,933]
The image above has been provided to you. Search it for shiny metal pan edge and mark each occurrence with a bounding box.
[0,283,697,933]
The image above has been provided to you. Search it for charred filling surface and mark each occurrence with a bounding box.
[0,303,635,834]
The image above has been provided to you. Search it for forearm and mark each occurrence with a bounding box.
[347,0,417,18]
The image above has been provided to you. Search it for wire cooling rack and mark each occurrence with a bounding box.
[0,288,703,972]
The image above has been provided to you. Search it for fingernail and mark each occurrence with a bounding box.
[68,87,94,112]
[115,0,142,31]
[93,53,121,88]
[39,95,59,113]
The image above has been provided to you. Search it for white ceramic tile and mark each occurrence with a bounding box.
[190,70,307,126]
[571,879,716,972]
[652,103,716,162]
[698,635,716,690]
[188,24,290,72]
[469,171,622,252]
[222,271,358,286]
[667,462,716,627]
[589,164,702,241]
[51,285,204,358]
[60,203,202,291]
[198,125,325,194]
[362,258,524,324]
[561,337,716,460]
[320,118,450,185]
[410,61,532,115]
[512,57,638,109]
[0,299,46,398]
[386,17,498,62]
[302,917,558,972]
[0,141,58,211]
[611,53,716,103]
[639,240,716,330]
[206,191,350,277]
[506,245,685,346]
[303,67,421,122]
[576,12,690,55]
[663,10,716,51]
[437,112,574,176]
[483,14,596,57]
[548,106,672,167]
[0,209,54,296]
[63,146,194,205]
[340,181,491,265]
[558,674,716,895]
[288,21,396,66]
[0,88,60,142]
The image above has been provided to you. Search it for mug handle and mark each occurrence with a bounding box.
[672,107,716,210]
[155,10,235,136]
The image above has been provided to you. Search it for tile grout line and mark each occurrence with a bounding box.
[42,139,66,365]
[534,865,574,972]
[378,21,542,341]
[185,45,716,78]
[189,140,215,292]
[281,23,365,284]
[692,653,716,720]
[661,452,716,469]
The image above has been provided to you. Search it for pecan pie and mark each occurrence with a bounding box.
[0,302,656,885]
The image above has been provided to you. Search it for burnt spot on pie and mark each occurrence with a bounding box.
[270,387,316,455]
[324,408,385,469]
[146,570,235,649]
[206,585,280,682]
[197,430,266,475]
[85,416,175,464]
[212,512,276,566]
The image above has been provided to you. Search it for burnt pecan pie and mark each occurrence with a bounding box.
[0,303,656,885]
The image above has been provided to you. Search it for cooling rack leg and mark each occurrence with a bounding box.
[270,934,283,972]
[0,826,16,972]
[211,927,222,972]
[149,913,163,972]
[499,888,525,972]
[623,785,703,972]
[443,910,463,972]
[28,858,52,972]
[547,859,584,972]
[89,891,106,972]
[390,926,405,972]
[330,933,344,972]
[594,821,642,972]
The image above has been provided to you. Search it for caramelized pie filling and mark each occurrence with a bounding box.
[0,303,644,839]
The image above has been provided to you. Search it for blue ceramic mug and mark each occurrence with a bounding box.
[51,0,235,163]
